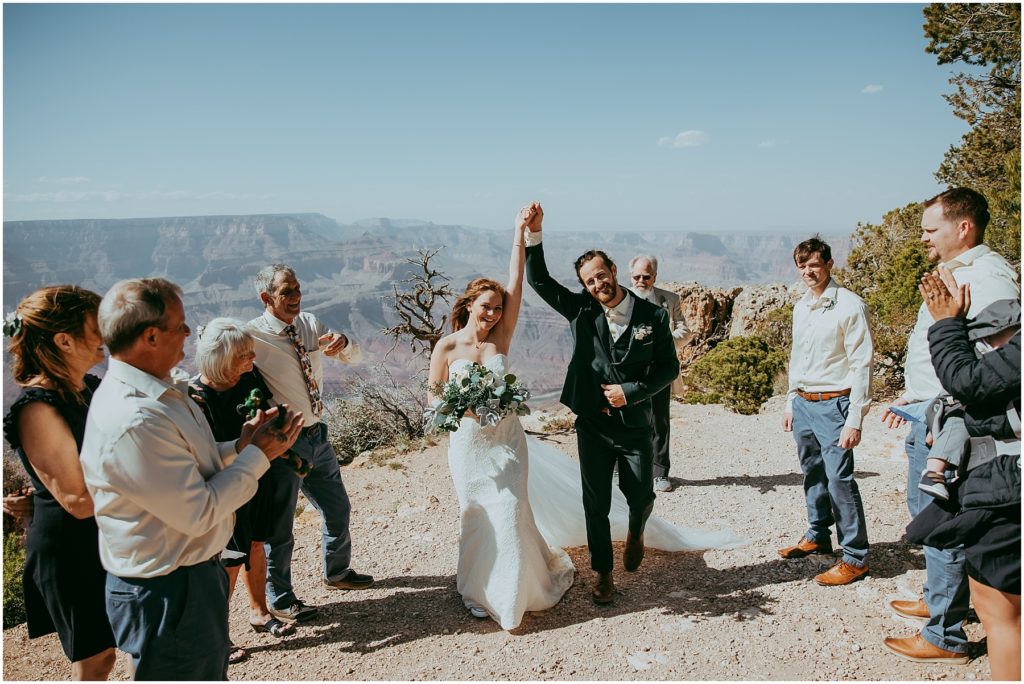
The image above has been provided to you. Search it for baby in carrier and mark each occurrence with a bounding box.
[917,299,1021,501]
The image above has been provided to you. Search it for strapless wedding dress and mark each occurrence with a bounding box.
[447,355,575,630]
[447,354,745,630]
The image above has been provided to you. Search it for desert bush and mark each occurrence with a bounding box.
[3,531,27,628]
[683,336,787,415]
[324,364,428,462]
[537,413,576,433]
[751,303,794,353]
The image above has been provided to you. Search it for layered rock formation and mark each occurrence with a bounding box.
[3,213,837,406]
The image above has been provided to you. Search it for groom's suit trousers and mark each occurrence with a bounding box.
[576,414,656,573]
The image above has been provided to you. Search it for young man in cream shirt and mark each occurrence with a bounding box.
[779,237,873,587]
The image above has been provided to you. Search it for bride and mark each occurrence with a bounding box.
[428,204,744,630]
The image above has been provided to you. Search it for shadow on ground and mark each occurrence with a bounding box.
[244,535,927,655]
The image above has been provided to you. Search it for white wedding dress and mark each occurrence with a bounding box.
[447,354,746,630]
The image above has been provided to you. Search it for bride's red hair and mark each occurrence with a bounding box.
[450,278,506,332]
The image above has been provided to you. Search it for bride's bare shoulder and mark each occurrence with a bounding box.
[433,333,461,357]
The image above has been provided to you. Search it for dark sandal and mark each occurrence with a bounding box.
[228,643,249,664]
[250,616,295,638]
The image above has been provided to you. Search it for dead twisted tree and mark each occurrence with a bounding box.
[381,248,454,361]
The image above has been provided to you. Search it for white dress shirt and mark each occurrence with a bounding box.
[81,359,270,578]
[786,279,873,430]
[248,310,362,427]
[902,245,1020,402]
[603,294,634,342]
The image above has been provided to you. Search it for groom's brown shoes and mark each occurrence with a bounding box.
[592,572,615,605]
[623,531,645,572]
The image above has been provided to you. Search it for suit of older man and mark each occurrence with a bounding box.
[628,255,695,492]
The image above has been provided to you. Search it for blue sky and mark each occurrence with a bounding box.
[4,3,968,233]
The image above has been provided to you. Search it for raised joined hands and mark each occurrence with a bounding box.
[517,202,543,233]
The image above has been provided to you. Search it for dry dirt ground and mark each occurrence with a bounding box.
[3,403,995,681]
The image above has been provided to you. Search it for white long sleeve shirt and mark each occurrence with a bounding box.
[786,279,873,430]
[81,359,270,578]
[901,245,1020,402]
[247,310,362,427]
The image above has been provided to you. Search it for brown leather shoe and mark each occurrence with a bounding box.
[882,633,968,664]
[778,537,833,559]
[623,531,645,572]
[889,598,929,620]
[592,572,615,605]
[814,560,869,586]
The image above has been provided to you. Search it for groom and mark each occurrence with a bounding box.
[524,204,680,604]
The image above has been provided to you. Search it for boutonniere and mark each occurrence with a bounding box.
[821,298,837,312]
[633,324,654,341]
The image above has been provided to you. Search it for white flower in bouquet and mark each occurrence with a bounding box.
[423,362,532,435]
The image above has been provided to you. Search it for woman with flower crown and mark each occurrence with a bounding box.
[2,286,117,680]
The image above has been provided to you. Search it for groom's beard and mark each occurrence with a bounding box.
[591,282,620,305]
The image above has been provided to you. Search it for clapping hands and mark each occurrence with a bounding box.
[919,267,970,321]
[237,404,304,461]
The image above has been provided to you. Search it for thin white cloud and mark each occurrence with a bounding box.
[861,84,884,94]
[757,140,776,149]
[35,176,90,184]
[658,130,708,148]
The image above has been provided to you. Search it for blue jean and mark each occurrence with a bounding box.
[792,396,869,567]
[264,423,353,609]
[905,419,970,653]
[105,559,229,681]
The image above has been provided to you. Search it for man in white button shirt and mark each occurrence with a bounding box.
[247,264,373,625]
[628,255,696,493]
[81,278,302,680]
[881,188,1019,664]
[779,237,873,587]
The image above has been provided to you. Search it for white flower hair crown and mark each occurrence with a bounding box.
[2,311,23,338]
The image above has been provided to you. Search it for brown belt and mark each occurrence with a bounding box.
[796,389,851,402]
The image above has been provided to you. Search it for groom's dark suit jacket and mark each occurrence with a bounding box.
[526,243,680,429]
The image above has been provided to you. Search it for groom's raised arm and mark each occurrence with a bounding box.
[620,307,680,404]
[524,220,583,321]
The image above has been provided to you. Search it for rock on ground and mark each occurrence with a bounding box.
[3,404,992,680]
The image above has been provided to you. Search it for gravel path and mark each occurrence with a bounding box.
[3,403,991,680]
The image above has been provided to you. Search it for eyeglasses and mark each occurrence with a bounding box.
[632,274,653,281]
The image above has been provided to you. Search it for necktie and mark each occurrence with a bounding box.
[284,324,323,418]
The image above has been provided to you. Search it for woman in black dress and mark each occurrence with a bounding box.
[2,285,116,680]
[188,318,296,664]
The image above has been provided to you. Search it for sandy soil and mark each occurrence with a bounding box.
[3,402,993,680]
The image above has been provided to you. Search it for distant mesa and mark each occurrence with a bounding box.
[3,212,849,407]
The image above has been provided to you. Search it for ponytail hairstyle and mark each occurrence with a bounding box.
[450,278,506,332]
[7,285,102,403]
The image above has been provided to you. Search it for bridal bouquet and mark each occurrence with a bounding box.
[424,362,532,434]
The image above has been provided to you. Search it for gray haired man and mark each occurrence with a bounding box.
[628,255,695,492]
[81,278,302,680]
[248,264,373,624]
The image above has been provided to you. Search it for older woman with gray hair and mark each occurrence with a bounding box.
[187,318,297,663]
